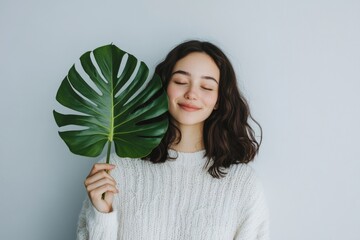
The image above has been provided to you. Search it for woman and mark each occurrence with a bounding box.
[77,40,270,240]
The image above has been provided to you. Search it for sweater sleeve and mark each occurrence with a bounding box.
[76,196,119,240]
[233,172,270,240]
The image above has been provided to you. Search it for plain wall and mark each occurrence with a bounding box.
[1,0,359,239]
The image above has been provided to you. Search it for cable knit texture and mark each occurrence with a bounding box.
[76,150,270,240]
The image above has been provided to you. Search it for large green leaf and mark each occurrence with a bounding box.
[53,44,168,159]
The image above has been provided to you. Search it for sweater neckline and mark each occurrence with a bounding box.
[168,149,207,167]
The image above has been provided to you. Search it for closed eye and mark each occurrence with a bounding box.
[174,81,187,85]
[202,87,213,91]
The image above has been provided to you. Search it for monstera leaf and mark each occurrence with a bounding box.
[53,44,168,164]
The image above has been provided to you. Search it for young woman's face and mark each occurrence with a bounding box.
[167,52,220,127]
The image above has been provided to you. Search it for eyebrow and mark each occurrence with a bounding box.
[171,70,219,84]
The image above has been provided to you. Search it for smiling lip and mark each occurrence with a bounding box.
[178,103,201,112]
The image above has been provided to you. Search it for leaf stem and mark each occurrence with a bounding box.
[106,140,112,164]
[101,140,112,200]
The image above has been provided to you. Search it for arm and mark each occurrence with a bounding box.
[234,174,270,240]
[77,162,120,240]
[76,196,119,240]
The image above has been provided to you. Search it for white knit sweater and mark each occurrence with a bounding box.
[76,149,270,240]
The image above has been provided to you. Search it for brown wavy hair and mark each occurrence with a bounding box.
[143,40,262,179]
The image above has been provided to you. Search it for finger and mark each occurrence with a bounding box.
[86,177,117,193]
[84,170,116,187]
[104,191,114,205]
[88,163,115,176]
[88,184,119,200]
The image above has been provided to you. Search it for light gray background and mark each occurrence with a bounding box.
[1,0,359,239]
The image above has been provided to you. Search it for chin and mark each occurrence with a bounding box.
[172,117,206,127]
[169,109,213,127]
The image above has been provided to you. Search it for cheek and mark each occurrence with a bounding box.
[202,92,218,107]
[166,84,181,102]
[166,85,177,101]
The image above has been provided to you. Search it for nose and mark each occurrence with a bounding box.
[184,86,198,100]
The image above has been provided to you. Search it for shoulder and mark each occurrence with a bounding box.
[230,164,269,218]
[229,163,260,183]
[229,163,267,200]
